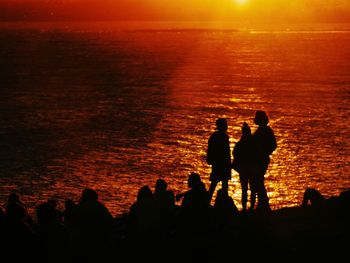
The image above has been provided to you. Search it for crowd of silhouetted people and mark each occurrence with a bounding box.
[0,172,242,263]
[1,177,349,263]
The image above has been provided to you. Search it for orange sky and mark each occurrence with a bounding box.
[0,0,350,22]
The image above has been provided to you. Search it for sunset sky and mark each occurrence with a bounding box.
[0,0,350,22]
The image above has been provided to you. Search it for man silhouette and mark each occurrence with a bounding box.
[206,118,232,203]
[251,111,277,212]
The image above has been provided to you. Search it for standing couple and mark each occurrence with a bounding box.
[206,111,277,212]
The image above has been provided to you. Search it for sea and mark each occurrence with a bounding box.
[0,21,349,217]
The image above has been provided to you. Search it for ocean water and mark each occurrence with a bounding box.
[0,21,349,217]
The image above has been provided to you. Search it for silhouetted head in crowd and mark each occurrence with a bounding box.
[80,188,98,203]
[36,202,58,225]
[137,185,153,201]
[155,179,167,193]
[5,193,26,220]
[7,192,25,206]
[63,198,75,224]
[5,202,26,222]
[242,122,251,136]
[188,172,202,188]
[215,118,228,132]
[254,110,269,126]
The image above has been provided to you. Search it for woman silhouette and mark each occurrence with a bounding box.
[232,122,258,212]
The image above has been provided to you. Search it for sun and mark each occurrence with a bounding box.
[234,0,248,5]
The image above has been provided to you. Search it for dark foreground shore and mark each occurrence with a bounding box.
[86,205,349,262]
[1,201,349,263]
[118,205,349,263]
[2,184,350,263]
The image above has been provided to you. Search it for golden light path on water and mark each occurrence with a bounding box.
[0,22,349,218]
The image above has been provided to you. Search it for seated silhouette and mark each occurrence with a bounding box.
[70,188,114,261]
[36,201,72,263]
[214,189,239,219]
[153,179,176,213]
[128,185,165,262]
[175,173,214,238]
[2,193,37,261]
[129,185,162,239]
[63,198,76,227]
[176,172,210,213]
[302,187,350,218]
[153,179,177,233]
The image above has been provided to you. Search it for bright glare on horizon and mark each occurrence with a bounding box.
[0,0,350,23]
[234,0,248,5]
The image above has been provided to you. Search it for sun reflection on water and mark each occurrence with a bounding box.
[0,23,349,217]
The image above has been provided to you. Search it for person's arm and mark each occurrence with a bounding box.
[268,128,277,155]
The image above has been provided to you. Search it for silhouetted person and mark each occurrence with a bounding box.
[71,188,113,228]
[302,188,326,207]
[2,196,37,261]
[232,122,259,212]
[70,188,114,262]
[129,185,162,238]
[252,111,277,212]
[153,179,176,231]
[174,173,215,261]
[300,186,350,252]
[213,188,239,231]
[36,201,72,263]
[47,198,64,223]
[63,198,76,227]
[206,118,232,202]
[176,173,209,212]
[128,185,163,262]
[297,188,350,260]
[175,173,213,236]
[4,192,34,228]
[154,179,176,213]
[301,188,350,216]
[7,192,25,206]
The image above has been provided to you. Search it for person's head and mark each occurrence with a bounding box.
[242,122,251,136]
[5,202,26,221]
[187,172,201,188]
[254,111,269,126]
[155,179,167,193]
[215,118,228,131]
[36,202,58,225]
[8,192,21,204]
[80,188,98,203]
[137,185,153,201]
